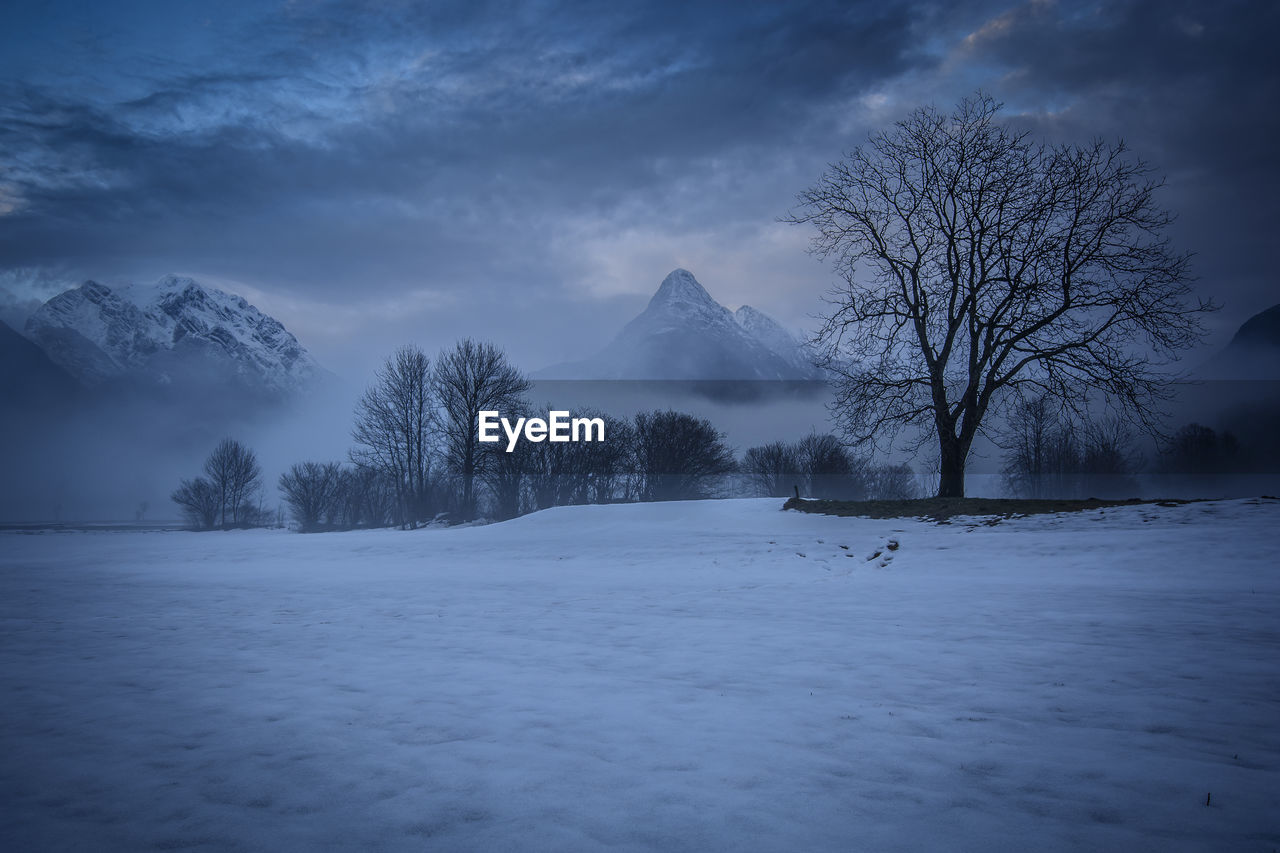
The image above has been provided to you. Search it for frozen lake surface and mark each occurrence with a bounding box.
[2,498,1277,850]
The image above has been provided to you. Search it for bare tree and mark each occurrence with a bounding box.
[171,477,219,530]
[432,339,531,521]
[508,409,635,511]
[1002,395,1051,497]
[203,438,262,527]
[579,412,633,504]
[869,464,919,501]
[334,466,396,529]
[352,346,435,528]
[525,432,582,511]
[631,410,737,502]
[1079,417,1141,497]
[481,442,532,520]
[795,433,868,500]
[1002,394,1141,498]
[789,94,1209,497]
[1159,423,1242,475]
[279,461,342,532]
[741,441,800,498]
[1001,394,1074,498]
[478,401,535,520]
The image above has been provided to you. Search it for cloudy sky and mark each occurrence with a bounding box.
[1,0,1276,377]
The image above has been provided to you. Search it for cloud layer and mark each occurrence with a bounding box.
[1,0,1275,374]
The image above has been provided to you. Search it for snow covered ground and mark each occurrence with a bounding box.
[1,498,1277,851]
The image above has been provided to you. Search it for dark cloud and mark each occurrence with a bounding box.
[952,0,1280,338]
[0,0,1275,373]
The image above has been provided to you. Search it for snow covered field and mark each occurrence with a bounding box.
[2,498,1277,851]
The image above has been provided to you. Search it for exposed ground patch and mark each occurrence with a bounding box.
[782,495,1201,522]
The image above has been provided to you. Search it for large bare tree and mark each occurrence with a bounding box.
[351,346,435,527]
[789,94,1210,497]
[432,339,531,520]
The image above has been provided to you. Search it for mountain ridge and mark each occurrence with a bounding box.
[24,275,324,398]
[538,269,822,380]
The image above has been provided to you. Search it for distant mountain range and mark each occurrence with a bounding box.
[17,275,324,400]
[538,269,822,380]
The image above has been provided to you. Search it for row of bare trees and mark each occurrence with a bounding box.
[481,408,739,518]
[999,395,1142,498]
[999,397,1267,498]
[347,339,530,526]
[283,410,740,529]
[740,433,918,501]
[168,339,756,532]
[277,462,395,532]
[274,339,743,530]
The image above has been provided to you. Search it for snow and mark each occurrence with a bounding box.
[734,304,823,379]
[24,276,321,393]
[2,498,1277,851]
[538,269,818,380]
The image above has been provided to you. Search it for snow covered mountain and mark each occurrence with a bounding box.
[24,275,323,397]
[539,269,822,380]
[732,304,822,379]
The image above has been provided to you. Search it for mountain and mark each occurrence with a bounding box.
[24,275,324,398]
[1199,303,1280,379]
[538,269,822,380]
[732,304,821,379]
[0,318,81,411]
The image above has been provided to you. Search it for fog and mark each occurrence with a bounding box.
[0,377,364,523]
[2,1,1278,378]
[4,365,1278,524]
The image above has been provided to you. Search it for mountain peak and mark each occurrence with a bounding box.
[648,268,719,313]
[25,275,323,396]
[537,268,823,380]
[157,273,197,288]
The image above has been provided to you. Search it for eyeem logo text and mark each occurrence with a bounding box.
[478,410,606,452]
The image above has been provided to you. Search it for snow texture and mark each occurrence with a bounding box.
[1,498,1277,851]
[24,275,322,394]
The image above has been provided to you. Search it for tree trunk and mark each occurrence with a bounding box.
[936,436,967,498]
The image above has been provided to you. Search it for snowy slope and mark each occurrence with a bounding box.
[540,269,819,379]
[24,275,322,396]
[1,498,1277,851]
[734,303,822,379]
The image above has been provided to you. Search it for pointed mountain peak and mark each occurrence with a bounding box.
[537,268,825,380]
[647,268,719,312]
